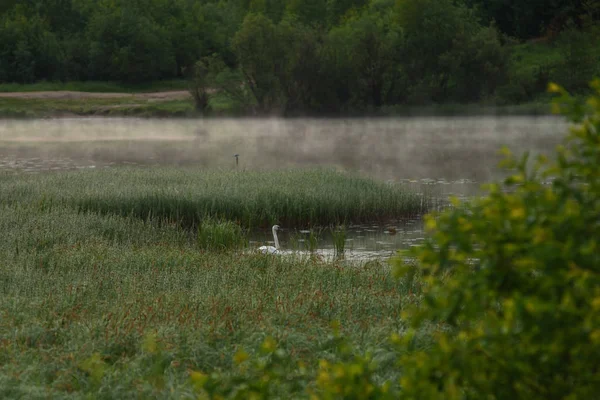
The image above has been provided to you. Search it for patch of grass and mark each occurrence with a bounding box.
[330,225,347,258]
[197,218,247,251]
[98,100,196,117]
[0,166,430,396]
[0,198,420,397]
[0,80,246,118]
[0,79,189,93]
[0,168,427,227]
[0,108,35,118]
[0,98,196,118]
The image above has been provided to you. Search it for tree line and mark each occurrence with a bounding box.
[1,0,598,113]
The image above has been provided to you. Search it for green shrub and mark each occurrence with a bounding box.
[393,80,600,398]
[496,41,560,104]
[394,0,508,104]
[86,5,177,82]
[0,12,64,83]
[330,225,347,258]
[196,218,247,251]
[188,56,213,113]
[552,25,600,93]
[231,13,285,114]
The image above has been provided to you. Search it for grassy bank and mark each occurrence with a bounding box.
[0,167,425,397]
[0,97,196,118]
[0,80,189,93]
[0,79,199,118]
[0,202,419,398]
[0,95,555,119]
[0,77,558,119]
[0,168,426,227]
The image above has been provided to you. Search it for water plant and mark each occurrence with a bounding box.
[305,228,322,253]
[287,231,302,251]
[0,169,426,228]
[330,224,347,258]
[196,218,246,251]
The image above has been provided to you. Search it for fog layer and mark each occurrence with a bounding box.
[0,116,566,182]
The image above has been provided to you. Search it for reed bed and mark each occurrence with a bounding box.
[0,168,428,228]
[0,201,423,397]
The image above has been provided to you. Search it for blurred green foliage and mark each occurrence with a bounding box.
[391,80,600,398]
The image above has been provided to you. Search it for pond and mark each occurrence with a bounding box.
[249,218,426,261]
[0,116,568,258]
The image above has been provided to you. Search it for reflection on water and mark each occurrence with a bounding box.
[1,116,568,259]
[249,219,425,261]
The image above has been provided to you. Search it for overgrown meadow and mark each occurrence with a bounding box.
[0,169,425,398]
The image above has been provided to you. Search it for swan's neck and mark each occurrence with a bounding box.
[272,227,280,249]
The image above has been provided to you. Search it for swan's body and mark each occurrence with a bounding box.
[259,225,280,254]
[259,245,279,254]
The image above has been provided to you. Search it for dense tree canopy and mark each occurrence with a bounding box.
[465,0,599,39]
[0,0,598,112]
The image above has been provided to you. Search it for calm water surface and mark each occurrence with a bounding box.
[0,116,568,257]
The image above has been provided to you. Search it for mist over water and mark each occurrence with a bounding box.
[0,116,568,254]
[0,116,566,182]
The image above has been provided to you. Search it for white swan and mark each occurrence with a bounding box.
[259,225,280,254]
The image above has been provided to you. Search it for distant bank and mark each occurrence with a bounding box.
[0,91,191,100]
[0,90,552,119]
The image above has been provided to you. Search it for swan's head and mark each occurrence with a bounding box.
[272,225,280,231]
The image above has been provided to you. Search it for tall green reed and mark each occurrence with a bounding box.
[0,168,427,228]
[196,218,246,251]
[306,228,321,253]
[330,225,347,258]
